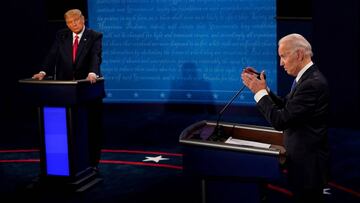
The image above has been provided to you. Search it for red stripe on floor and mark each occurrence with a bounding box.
[266,183,293,197]
[0,149,39,153]
[328,182,360,198]
[100,159,183,170]
[101,149,183,156]
[0,159,39,163]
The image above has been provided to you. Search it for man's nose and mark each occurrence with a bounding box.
[280,59,285,66]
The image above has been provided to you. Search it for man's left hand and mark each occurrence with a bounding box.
[87,73,97,84]
[241,69,267,94]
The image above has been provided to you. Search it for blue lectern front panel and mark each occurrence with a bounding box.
[43,107,70,176]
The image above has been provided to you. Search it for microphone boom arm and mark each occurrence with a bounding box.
[212,85,246,140]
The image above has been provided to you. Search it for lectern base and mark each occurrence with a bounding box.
[72,170,103,192]
[27,169,103,193]
[200,177,266,203]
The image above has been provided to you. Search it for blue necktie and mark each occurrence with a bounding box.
[291,79,297,91]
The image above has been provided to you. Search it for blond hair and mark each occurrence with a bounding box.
[64,9,83,20]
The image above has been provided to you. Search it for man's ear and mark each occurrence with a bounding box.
[297,49,305,61]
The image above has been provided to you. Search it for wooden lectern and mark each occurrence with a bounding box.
[18,78,105,192]
[179,120,285,203]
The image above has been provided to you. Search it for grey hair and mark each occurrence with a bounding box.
[278,33,313,57]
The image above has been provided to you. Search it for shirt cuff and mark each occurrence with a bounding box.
[88,72,97,77]
[39,71,46,76]
[254,89,268,103]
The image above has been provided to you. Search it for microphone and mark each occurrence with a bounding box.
[54,33,65,80]
[244,68,266,80]
[209,68,266,141]
[54,47,59,80]
[209,85,246,141]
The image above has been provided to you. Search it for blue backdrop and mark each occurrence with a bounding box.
[88,0,277,105]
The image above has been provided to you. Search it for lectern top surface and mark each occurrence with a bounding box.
[18,77,104,85]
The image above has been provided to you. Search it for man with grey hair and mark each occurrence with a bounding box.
[241,33,330,202]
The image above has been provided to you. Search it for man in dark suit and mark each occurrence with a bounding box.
[241,33,330,202]
[33,9,104,171]
[33,9,102,82]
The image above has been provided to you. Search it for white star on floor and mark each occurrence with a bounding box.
[143,155,169,163]
[323,188,331,195]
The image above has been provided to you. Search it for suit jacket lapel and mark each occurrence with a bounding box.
[287,65,317,98]
[74,28,89,64]
[297,65,317,86]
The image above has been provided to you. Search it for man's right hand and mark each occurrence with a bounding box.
[32,72,46,80]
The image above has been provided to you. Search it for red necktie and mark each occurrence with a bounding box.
[73,35,79,63]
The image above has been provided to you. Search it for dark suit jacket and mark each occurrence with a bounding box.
[41,27,105,167]
[42,27,103,80]
[257,65,330,189]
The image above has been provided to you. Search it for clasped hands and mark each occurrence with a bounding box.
[241,67,267,94]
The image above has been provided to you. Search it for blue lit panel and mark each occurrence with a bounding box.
[43,107,69,176]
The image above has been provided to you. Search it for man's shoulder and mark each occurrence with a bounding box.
[55,28,71,39]
[57,28,71,34]
[85,28,103,37]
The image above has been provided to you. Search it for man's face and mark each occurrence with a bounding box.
[65,14,85,34]
[278,43,301,77]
